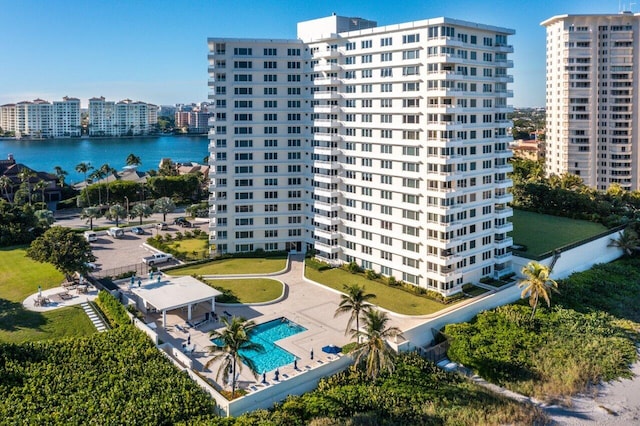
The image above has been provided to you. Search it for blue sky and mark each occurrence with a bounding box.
[0,0,631,108]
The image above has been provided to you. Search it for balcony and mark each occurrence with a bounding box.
[314,132,340,142]
[494,222,513,232]
[314,63,340,72]
[494,237,513,248]
[313,213,340,226]
[314,228,339,241]
[314,240,341,253]
[314,105,340,114]
[493,252,512,261]
[313,77,341,86]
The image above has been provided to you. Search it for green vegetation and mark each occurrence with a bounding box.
[95,290,130,327]
[205,278,283,303]
[0,246,95,344]
[445,257,640,401]
[0,326,217,423]
[305,266,448,315]
[27,226,96,280]
[511,209,607,256]
[170,257,287,276]
[147,229,210,261]
[200,353,546,425]
[0,201,47,247]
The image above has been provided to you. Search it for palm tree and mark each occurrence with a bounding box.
[350,309,403,380]
[130,203,152,225]
[34,179,48,205]
[205,316,264,397]
[53,166,68,187]
[0,175,13,204]
[518,261,559,320]
[100,163,116,205]
[89,169,105,205]
[34,209,54,227]
[334,284,376,337]
[153,197,176,221]
[75,162,94,205]
[81,206,101,230]
[608,228,640,257]
[126,153,142,167]
[17,168,36,205]
[105,204,127,227]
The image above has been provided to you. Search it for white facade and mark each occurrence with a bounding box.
[52,96,81,137]
[207,15,514,295]
[89,97,158,136]
[542,13,640,190]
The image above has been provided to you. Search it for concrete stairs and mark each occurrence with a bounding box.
[81,302,108,332]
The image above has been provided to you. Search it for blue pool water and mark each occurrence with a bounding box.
[213,318,306,374]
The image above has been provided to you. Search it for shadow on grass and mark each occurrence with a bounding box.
[0,298,47,332]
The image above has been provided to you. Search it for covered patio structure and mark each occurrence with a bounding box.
[131,275,222,327]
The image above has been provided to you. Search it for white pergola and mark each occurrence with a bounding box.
[131,275,222,327]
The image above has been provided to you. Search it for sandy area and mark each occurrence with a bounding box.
[546,360,640,425]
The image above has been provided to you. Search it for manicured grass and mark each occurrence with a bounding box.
[166,237,208,253]
[511,209,607,256]
[464,285,490,297]
[169,257,287,276]
[0,304,95,344]
[0,246,96,343]
[0,246,65,302]
[205,278,283,303]
[305,266,448,316]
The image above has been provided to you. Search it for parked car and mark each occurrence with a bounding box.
[156,222,168,230]
[173,217,187,225]
[131,227,146,235]
[106,227,124,238]
[180,220,192,228]
[84,262,98,271]
[83,231,97,242]
[142,253,173,266]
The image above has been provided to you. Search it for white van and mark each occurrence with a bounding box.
[84,231,97,242]
[107,227,124,238]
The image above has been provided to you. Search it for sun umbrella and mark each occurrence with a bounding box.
[322,344,342,354]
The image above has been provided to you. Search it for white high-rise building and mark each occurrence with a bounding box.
[542,12,640,190]
[52,96,81,137]
[15,99,52,138]
[89,97,158,136]
[208,15,514,295]
[89,96,116,136]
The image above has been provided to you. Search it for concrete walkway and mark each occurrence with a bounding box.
[23,285,98,312]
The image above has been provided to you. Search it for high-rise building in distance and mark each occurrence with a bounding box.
[207,14,514,295]
[542,12,639,190]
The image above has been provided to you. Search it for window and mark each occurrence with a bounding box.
[403,34,420,43]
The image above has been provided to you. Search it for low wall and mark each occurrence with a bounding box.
[395,230,624,351]
[132,317,159,346]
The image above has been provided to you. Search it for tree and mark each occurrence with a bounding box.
[81,206,101,230]
[608,228,640,257]
[100,163,116,205]
[518,261,559,320]
[34,209,54,227]
[27,226,96,281]
[350,309,403,380]
[153,197,176,221]
[89,169,105,205]
[0,176,13,204]
[126,153,142,167]
[106,204,127,227]
[53,166,68,187]
[34,179,48,205]
[205,316,264,397]
[17,168,36,205]
[130,203,152,225]
[75,162,94,205]
[334,284,376,337]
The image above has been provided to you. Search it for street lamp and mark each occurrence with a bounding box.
[124,196,129,224]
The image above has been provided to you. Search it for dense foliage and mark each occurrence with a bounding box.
[147,174,202,201]
[0,326,218,424]
[445,257,640,401]
[511,158,640,227]
[95,290,131,327]
[0,201,44,247]
[193,353,546,425]
[26,226,96,280]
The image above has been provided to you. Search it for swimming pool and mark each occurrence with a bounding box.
[212,318,306,374]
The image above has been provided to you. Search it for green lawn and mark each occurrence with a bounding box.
[166,237,208,253]
[168,257,287,276]
[511,209,607,256]
[205,278,283,303]
[305,266,448,316]
[0,246,96,343]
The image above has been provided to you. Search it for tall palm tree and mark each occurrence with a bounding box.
[100,163,116,205]
[81,206,101,230]
[106,204,127,227]
[89,169,105,205]
[53,166,68,188]
[126,153,142,167]
[34,179,48,206]
[17,168,36,205]
[518,261,559,320]
[334,284,376,337]
[130,203,152,225]
[75,162,94,205]
[350,309,403,380]
[153,196,176,221]
[608,228,640,257]
[0,175,13,204]
[205,316,264,397]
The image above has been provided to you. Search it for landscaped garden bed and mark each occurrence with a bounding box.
[168,256,287,276]
[205,278,283,303]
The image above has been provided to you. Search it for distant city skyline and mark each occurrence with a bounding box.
[0,0,633,108]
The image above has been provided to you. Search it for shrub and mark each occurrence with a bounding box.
[174,231,183,240]
[113,270,136,280]
[305,257,332,271]
[95,290,131,327]
[365,269,379,280]
[346,261,362,274]
[387,276,398,286]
